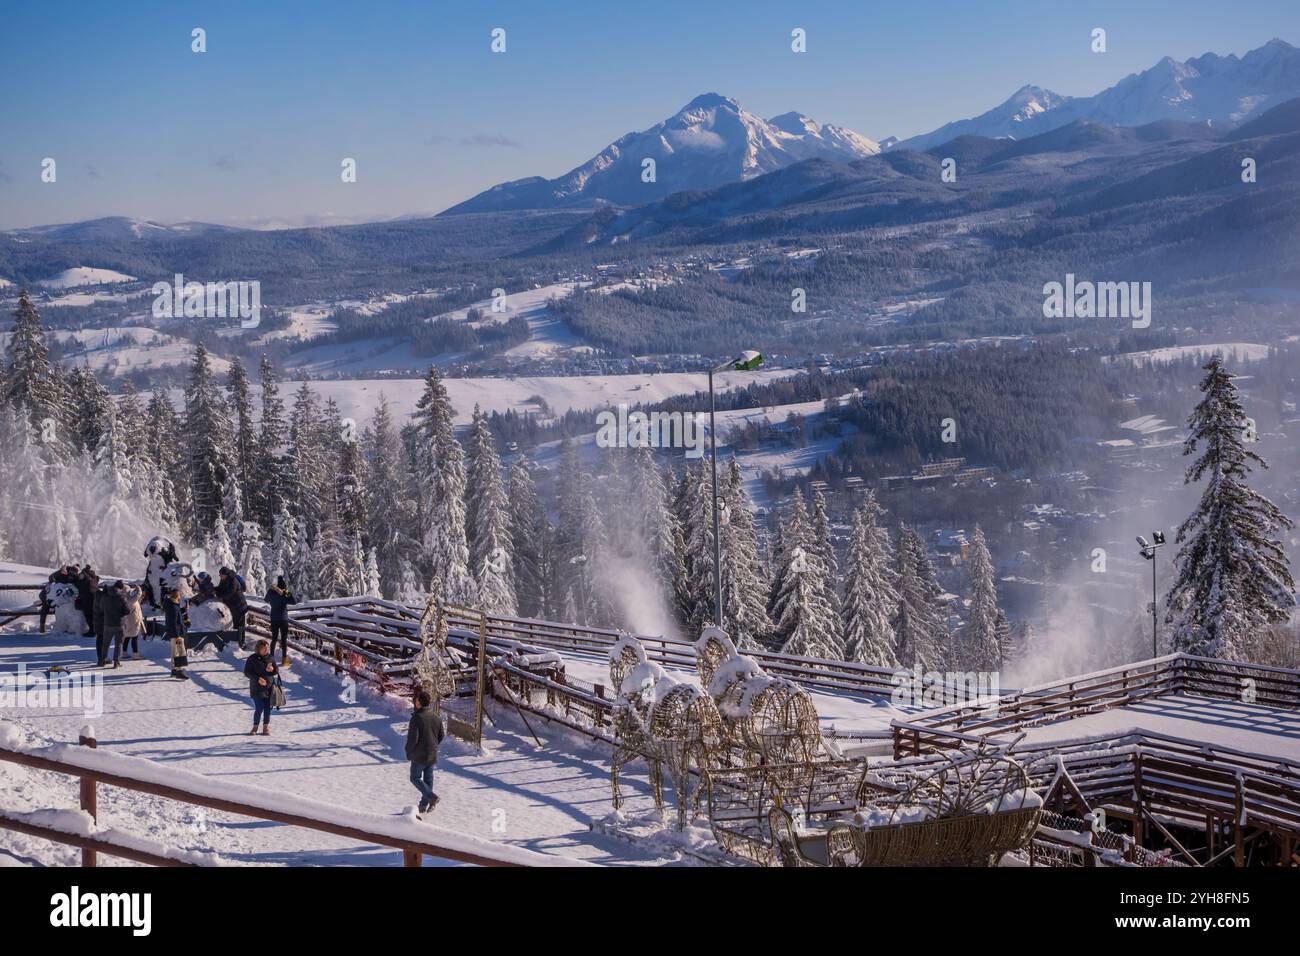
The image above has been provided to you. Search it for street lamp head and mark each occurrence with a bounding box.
[732,350,764,372]
[1152,531,1166,546]
[1136,535,1149,550]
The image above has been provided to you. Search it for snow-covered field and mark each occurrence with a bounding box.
[1113,343,1272,366]
[38,267,138,289]
[294,368,798,428]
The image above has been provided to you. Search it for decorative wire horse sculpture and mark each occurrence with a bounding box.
[608,637,726,831]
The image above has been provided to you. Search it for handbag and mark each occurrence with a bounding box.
[271,676,286,710]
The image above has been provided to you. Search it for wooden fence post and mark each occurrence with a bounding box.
[78,732,97,867]
[473,611,488,747]
[404,848,422,867]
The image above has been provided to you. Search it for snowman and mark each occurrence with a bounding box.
[143,536,179,610]
[47,583,84,635]
[188,598,233,633]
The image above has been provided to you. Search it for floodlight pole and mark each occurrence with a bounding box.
[708,363,723,628]
[1154,548,1164,660]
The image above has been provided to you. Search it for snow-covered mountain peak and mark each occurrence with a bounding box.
[445,94,878,214]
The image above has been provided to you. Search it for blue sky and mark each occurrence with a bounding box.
[1,0,1296,229]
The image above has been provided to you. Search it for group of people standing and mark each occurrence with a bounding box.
[37,559,444,812]
[40,564,145,667]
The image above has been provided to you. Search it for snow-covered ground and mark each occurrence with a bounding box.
[0,622,684,867]
[1015,694,1300,761]
[293,369,798,428]
[1112,343,1272,366]
[38,267,137,289]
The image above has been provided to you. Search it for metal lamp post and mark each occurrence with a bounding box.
[708,350,764,627]
[1137,531,1166,658]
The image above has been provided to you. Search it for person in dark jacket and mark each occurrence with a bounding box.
[92,582,113,665]
[262,576,296,665]
[100,581,129,668]
[243,639,278,735]
[216,567,248,647]
[405,689,445,814]
[75,566,98,635]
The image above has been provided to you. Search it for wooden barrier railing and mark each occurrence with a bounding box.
[0,731,566,867]
[278,596,913,699]
[887,724,1300,861]
[891,653,1300,748]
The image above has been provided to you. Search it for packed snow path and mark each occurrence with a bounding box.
[0,627,676,866]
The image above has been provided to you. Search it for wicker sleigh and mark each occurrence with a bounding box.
[850,805,1041,866]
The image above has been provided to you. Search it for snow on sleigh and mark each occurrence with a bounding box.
[709,743,1042,867]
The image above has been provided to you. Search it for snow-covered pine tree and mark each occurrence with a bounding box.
[226,357,257,521]
[265,505,298,585]
[507,454,550,619]
[314,515,350,600]
[771,489,840,658]
[465,407,515,614]
[89,402,136,563]
[337,423,367,544]
[183,344,233,540]
[363,396,415,599]
[287,377,329,536]
[363,548,382,597]
[553,439,605,625]
[144,389,184,524]
[842,493,900,667]
[810,488,845,651]
[409,365,475,604]
[0,401,71,564]
[994,609,1015,667]
[1164,356,1296,659]
[676,459,718,632]
[631,446,687,627]
[961,526,1002,671]
[2,291,70,445]
[292,529,319,601]
[207,514,237,573]
[671,465,701,625]
[68,365,113,458]
[892,524,946,670]
[254,355,289,526]
[719,457,770,650]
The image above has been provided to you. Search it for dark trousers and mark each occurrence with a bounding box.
[121,632,139,655]
[252,695,272,727]
[410,762,436,803]
[269,620,289,660]
[80,604,93,632]
[103,626,123,664]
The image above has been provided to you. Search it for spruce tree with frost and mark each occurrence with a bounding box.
[841,493,900,667]
[465,406,516,614]
[410,365,475,604]
[1164,356,1296,659]
[961,526,1003,671]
